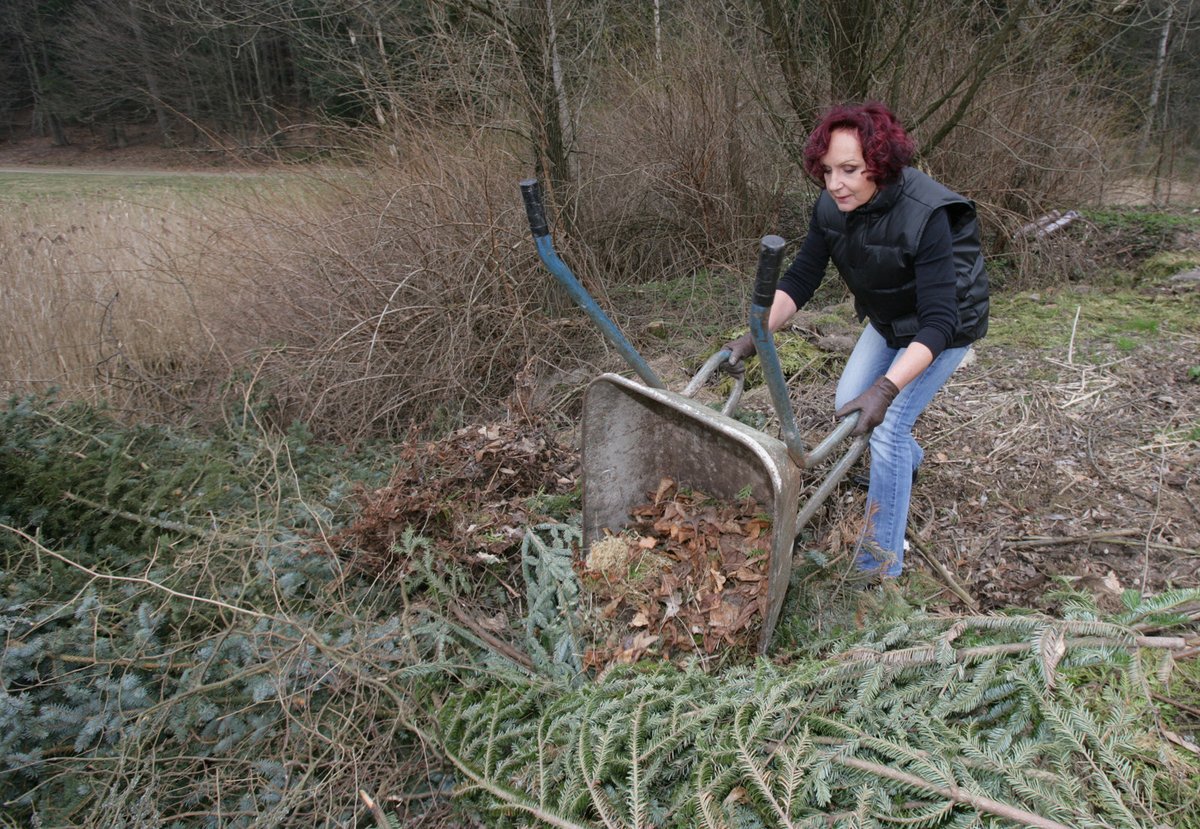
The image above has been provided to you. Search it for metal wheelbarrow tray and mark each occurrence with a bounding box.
[520,180,866,653]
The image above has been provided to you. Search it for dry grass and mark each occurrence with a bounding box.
[0,193,237,413]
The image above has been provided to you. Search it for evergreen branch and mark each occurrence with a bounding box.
[411,721,597,829]
[1,522,276,622]
[31,407,150,471]
[829,634,1186,675]
[62,491,255,545]
[628,700,646,829]
[831,754,1073,829]
[733,704,793,828]
[577,704,624,829]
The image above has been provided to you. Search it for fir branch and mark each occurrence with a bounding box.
[413,721,597,829]
[628,700,647,829]
[31,407,150,471]
[61,491,255,545]
[830,754,1073,829]
[2,522,275,622]
[828,633,1186,676]
[733,703,793,828]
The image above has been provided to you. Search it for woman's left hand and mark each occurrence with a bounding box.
[836,375,899,435]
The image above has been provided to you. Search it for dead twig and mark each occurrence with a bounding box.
[1004,530,1197,556]
[358,789,391,829]
[908,536,979,612]
[1,522,275,623]
[449,601,536,671]
[1152,691,1200,719]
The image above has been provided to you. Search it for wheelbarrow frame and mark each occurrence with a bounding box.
[520,179,866,653]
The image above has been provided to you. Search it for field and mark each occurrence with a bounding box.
[2,162,1199,827]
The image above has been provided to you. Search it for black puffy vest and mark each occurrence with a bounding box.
[813,167,989,348]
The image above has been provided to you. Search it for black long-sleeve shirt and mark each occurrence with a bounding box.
[777,206,960,358]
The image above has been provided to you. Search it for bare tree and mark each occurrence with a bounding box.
[1,0,71,145]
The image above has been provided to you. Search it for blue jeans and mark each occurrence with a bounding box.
[835,323,968,577]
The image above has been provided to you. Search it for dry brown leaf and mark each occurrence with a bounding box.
[477,611,508,632]
[1162,728,1200,756]
[663,592,682,619]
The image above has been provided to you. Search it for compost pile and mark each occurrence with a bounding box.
[579,478,773,668]
[331,422,578,577]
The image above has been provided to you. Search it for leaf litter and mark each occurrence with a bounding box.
[578,477,773,669]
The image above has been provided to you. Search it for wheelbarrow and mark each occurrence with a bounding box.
[520,180,867,653]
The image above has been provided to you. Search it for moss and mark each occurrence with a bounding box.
[988,285,1200,351]
[1140,249,1200,280]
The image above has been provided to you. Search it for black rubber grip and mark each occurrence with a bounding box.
[752,235,787,307]
[519,179,549,237]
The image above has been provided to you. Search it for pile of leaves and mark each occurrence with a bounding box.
[331,422,578,577]
[579,478,773,668]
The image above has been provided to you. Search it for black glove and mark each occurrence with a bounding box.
[720,332,756,375]
[835,376,899,436]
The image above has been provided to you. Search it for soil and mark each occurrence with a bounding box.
[902,332,1199,613]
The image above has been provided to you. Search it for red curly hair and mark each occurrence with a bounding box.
[802,102,915,187]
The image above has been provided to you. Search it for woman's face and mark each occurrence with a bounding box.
[821,128,878,212]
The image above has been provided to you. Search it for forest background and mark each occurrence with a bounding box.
[2,1,1200,828]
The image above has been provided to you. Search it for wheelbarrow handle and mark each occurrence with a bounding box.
[681,349,745,417]
[748,235,808,466]
[752,235,787,307]
[520,178,549,237]
[519,179,665,390]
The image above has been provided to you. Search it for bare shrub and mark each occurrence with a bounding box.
[201,134,607,442]
[574,8,796,284]
[913,63,1128,289]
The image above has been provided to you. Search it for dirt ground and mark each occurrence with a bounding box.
[887,331,1199,613]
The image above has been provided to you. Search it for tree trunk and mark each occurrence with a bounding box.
[545,0,576,182]
[1142,0,1174,149]
[828,0,877,103]
[757,0,818,134]
[128,0,173,147]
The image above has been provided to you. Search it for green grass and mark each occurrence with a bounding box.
[1084,207,1200,235]
[1141,250,1200,280]
[612,268,746,341]
[988,284,1200,351]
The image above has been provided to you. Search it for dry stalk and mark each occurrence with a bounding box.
[1,522,276,623]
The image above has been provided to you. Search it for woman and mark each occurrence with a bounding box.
[724,102,988,578]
